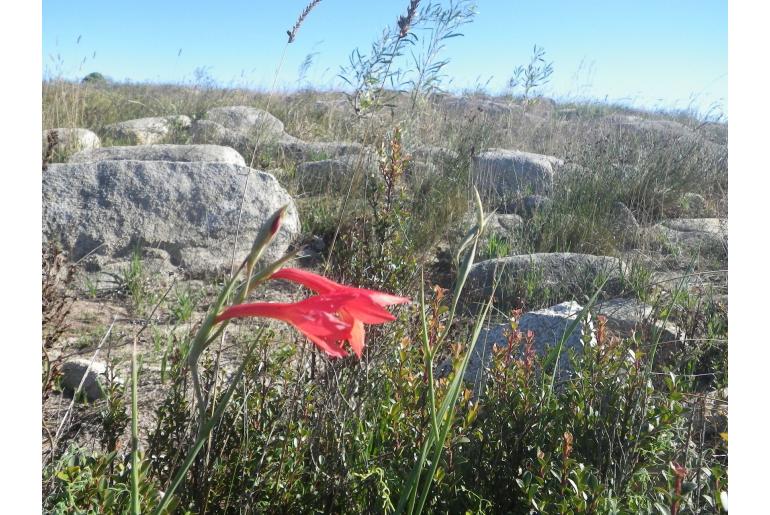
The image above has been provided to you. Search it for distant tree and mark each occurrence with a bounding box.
[81,72,107,84]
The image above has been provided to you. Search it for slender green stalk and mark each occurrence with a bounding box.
[187,262,245,366]
[187,207,286,441]
[430,191,488,357]
[187,261,246,427]
[126,283,173,514]
[394,278,443,515]
[415,296,493,515]
[130,335,141,515]
[419,272,439,442]
[153,337,260,515]
[399,432,432,515]
[397,188,488,515]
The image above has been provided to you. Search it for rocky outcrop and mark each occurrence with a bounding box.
[598,114,727,169]
[608,201,641,247]
[504,194,552,218]
[442,96,525,118]
[68,144,245,166]
[190,106,287,155]
[452,301,595,391]
[466,253,625,310]
[42,128,101,162]
[276,139,367,163]
[204,106,285,136]
[644,218,727,263]
[294,155,376,194]
[472,149,564,203]
[60,358,113,401]
[596,297,682,346]
[103,115,191,145]
[42,160,300,278]
[486,213,525,240]
[409,145,459,164]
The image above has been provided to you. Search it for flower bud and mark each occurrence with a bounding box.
[246,205,288,270]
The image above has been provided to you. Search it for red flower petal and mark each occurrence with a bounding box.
[272,267,340,294]
[340,310,365,357]
[268,268,410,357]
[215,300,352,358]
[272,268,410,307]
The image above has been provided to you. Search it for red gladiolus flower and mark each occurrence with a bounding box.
[215,296,353,358]
[216,268,409,358]
[270,268,410,357]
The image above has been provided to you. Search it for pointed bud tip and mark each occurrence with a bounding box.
[270,205,288,236]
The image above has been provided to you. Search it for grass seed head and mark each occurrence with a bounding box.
[287,0,323,43]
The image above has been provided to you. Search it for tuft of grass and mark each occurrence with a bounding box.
[168,284,201,324]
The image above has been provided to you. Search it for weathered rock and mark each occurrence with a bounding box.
[518,300,595,369]
[42,160,300,278]
[294,155,376,194]
[661,218,726,235]
[204,106,285,136]
[84,251,180,292]
[647,269,724,295]
[463,213,525,259]
[43,128,101,161]
[189,107,287,153]
[60,358,112,401]
[608,201,641,247]
[277,138,367,162]
[462,301,595,388]
[523,97,557,118]
[556,108,580,120]
[472,149,564,202]
[556,161,591,177]
[190,120,250,153]
[409,145,459,163]
[453,211,523,255]
[603,114,694,140]
[505,194,552,217]
[595,297,682,345]
[104,115,191,145]
[522,112,554,127]
[404,160,439,183]
[677,192,709,218]
[644,218,727,263]
[600,114,727,168]
[177,247,250,279]
[487,213,524,238]
[312,98,351,114]
[466,253,625,310]
[68,144,245,166]
[612,201,639,229]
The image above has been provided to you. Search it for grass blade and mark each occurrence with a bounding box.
[130,335,141,514]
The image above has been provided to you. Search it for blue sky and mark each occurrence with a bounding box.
[43,0,727,117]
